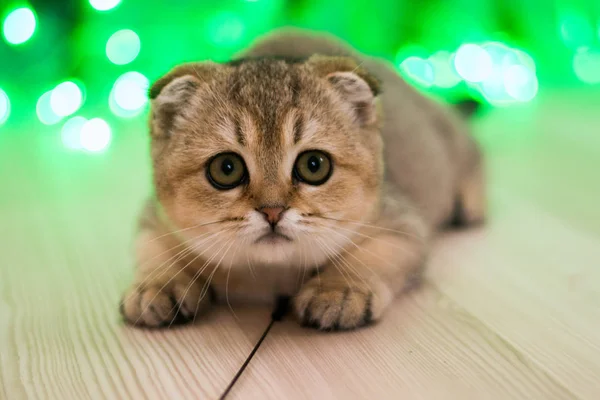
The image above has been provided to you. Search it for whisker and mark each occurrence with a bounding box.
[315,196,421,215]
[300,236,308,289]
[350,59,366,74]
[325,223,422,256]
[315,234,368,287]
[126,242,201,306]
[133,230,228,326]
[316,229,382,303]
[169,235,233,326]
[318,216,426,242]
[225,238,244,321]
[302,204,362,218]
[337,252,370,288]
[237,235,256,280]
[245,243,257,281]
[288,230,307,290]
[131,230,223,290]
[136,229,221,270]
[129,229,232,298]
[132,263,192,327]
[143,218,236,244]
[313,240,353,290]
[308,237,322,288]
[321,226,397,271]
[165,233,232,328]
[196,239,236,322]
[165,245,220,328]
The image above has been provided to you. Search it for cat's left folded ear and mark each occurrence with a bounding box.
[149,63,221,100]
[148,62,222,138]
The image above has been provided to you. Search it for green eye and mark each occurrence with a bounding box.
[294,150,333,185]
[207,153,247,190]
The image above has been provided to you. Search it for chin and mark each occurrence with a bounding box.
[251,239,300,266]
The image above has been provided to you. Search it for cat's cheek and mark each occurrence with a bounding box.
[166,181,249,228]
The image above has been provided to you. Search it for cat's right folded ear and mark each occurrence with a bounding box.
[307,55,381,128]
[149,63,219,138]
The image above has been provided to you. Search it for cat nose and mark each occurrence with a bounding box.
[257,206,286,226]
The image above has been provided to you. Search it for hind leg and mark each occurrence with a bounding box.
[451,157,486,227]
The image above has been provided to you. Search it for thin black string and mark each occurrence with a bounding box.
[219,296,291,400]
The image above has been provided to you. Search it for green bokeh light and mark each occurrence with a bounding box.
[461,42,539,105]
[399,56,434,88]
[513,49,536,72]
[80,118,111,152]
[428,51,461,88]
[2,7,36,45]
[0,89,9,125]
[560,11,594,49]
[109,71,149,118]
[50,81,84,117]
[61,116,87,150]
[89,0,121,12]
[482,42,512,67]
[207,12,245,48]
[36,91,62,125]
[0,0,594,130]
[106,29,141,65]
[503,65,538,102]
[479,70,513,106]
[395,45,429,67]
[573,47,600,84]
[454,44,493,83]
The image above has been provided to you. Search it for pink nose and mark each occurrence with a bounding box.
[258,206,285,225]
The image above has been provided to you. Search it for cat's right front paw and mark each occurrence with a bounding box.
[120,274,212,328]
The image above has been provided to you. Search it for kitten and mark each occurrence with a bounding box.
[120,29,484,330]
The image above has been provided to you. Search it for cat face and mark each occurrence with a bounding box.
[149,57,383,268]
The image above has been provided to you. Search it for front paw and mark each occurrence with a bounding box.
[120,272,212,328]
[294,280,376,331]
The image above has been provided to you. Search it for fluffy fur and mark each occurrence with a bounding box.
[120,29,485,330]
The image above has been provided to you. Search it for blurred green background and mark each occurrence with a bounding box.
[1,0,599,153]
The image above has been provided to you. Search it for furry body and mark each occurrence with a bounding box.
[120,30,484,330]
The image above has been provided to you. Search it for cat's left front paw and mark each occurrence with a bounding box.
[294,280,376,330]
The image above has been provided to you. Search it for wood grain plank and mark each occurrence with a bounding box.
[229,286,572,399]
[0,196,269,400]
[428,190,600,399]
[475,95,600,237]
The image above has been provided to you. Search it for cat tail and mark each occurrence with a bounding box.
[239,28,356,60]
[245,29,484,122]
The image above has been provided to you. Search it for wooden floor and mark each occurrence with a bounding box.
[1,91,599,399]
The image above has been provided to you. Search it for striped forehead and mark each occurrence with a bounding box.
[227,62,302,143]
[223,60,307,179]
[230,108,299,183]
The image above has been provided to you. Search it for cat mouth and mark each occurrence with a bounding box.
[255,231,293,244]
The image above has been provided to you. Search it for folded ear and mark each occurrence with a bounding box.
[149,62,220,137]
[307,55,380,127]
